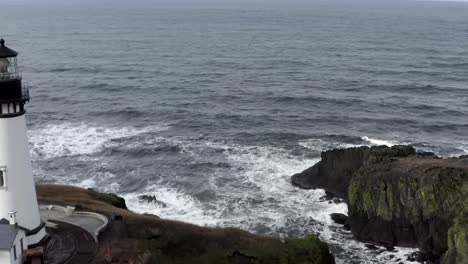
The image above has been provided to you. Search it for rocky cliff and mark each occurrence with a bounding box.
[291,145,468,263]
[348,157,468,262]
[37,184,336,264]
[442,220,468,264]
[291,145,416,198]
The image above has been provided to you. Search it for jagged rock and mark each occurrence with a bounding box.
[441,220,468,264]
[319,191,335,202]
[89,190,127,209]
[332,198,343,204]
[365,244,379,250]
[348,157,468,263]
[228,250,257,263]
[343,223,351,231]
[291,145,416,198]
[138,195,167,208]
[292,145,468,263]
[406,251,425,262]
[385,246,395,251]
[416,151,437,157]
[330,213,348,225]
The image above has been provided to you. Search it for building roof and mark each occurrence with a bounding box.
[0,39,19,58]
[0,222,18,250]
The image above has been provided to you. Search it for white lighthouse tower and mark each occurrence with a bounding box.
[0,39,46,246]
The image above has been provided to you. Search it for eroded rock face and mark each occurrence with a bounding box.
[348,157,468,262]
[291,145,416,198]
[330,213,348,225]
[138,195,167,208]
[442,221,468,264]
[292,145,468,263]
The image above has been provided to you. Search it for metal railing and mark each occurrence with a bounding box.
[0,71,21,81]
[22,85,30,101]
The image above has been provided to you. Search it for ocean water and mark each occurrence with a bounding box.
[2,1,468,263]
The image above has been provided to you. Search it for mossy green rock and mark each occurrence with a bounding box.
[88,188,128,209]
[348,157,468,262]
[139,232,335,264]
[442,220,468,264]
[285,235,336,264]
[291,145,416,198]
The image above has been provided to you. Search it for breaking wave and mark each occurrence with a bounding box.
[29,122,169,159]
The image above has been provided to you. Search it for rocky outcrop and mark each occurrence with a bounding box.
[330,213,348,226]
[442,220,468,264]
[292,145,468,263]
[87,188,128,209]
[291,145,416,198]
[348,157,468,262]
[38,184,336,264]
[138,195,167,208]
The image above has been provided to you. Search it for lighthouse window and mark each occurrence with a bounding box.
[0,166,6,188]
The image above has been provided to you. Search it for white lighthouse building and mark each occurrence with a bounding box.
[0,39,47,252]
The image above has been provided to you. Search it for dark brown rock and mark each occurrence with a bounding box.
[292,145,468,264]
[348,158,468,263]
[330,213,348,226]
[291,145,416,198]
[138,195,167,208]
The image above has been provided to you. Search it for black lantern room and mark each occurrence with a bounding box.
[0,39,29,117]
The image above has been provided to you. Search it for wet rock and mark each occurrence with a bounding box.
[291,145,415,198]
[138,195,167,208]
[343,223,351,231]
[348,157,468,262]
[292,144,468,263]
[89,190,127,209]
[406,252,421,262]
[330,213,348,226]
[416,151,437,157]
[385,245,396,251]
[319,191,335,201]
[441,220,468,264]
[332,198,343,204]
[365,244,379,250]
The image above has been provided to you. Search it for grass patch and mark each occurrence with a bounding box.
[37,184,335,264]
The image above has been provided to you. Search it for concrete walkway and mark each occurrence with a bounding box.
[46,220,97,264]
[40,205,108,241]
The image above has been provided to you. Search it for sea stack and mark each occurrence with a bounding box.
[0,39,47,250]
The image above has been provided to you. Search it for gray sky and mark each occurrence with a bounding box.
[1,0,467,8]
[1,0,468,2]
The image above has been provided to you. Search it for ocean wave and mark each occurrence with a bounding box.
[267,95,365,107]
[78,171,121,194]
[299,135,397,152]
[361,136,397,146]
[29,122,169,159]
[123,184,220,226]
[91,108,149,119]
[33,127,417,263]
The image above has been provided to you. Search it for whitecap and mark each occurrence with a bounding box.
[29,122,169,159]
[362,136,397,146]
[123,184,220,226]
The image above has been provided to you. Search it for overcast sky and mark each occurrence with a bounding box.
[1,0,467,8]
[1,0,468,2]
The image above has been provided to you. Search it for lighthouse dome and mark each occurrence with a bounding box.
[0,39,18,59]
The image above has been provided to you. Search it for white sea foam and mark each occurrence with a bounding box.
[299,136,398,154]
[29,122,168,159]
[123,138,417,264]
[77,172,121,193]
[298,138,362,151]
[123,184,219,226]
[32,124,415,264]
[362,136,397,146]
